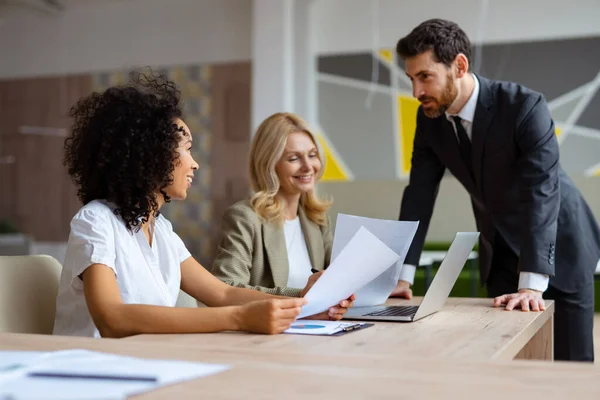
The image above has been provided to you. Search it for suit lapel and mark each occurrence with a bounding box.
[471,75,495,195]
[263,221,289,287]
[299,206,324,271]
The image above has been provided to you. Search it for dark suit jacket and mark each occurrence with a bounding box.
[400,75,600,293]
[210,200,333,297]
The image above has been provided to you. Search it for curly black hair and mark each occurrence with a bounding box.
[64,72,187,232]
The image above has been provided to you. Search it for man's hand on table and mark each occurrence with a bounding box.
[389,280,413,299]
[493,289,546,312]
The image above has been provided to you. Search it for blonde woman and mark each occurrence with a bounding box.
[211,112,352,320]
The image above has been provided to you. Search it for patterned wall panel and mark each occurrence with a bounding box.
[317,36,600,180]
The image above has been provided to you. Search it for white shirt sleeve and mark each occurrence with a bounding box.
[172,231,192,263]
[398,263,417,285]
[67,208,117,289]
[518,272,549,292]
[162,217,191,263]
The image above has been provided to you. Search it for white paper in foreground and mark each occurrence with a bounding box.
[0,349,230,400]
[298,226,400,318]
[332,214,419,306]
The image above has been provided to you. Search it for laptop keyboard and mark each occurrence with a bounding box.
[364,305,419,317]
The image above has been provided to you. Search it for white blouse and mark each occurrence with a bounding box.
[283,217,313,289]
[53,200,191,338]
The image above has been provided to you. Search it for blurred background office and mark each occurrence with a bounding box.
[1,0,599,296]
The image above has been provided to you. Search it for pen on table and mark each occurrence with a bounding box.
[27,372,158,383]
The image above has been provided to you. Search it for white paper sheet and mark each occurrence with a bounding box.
[331,214,419,306]
[284,320,368,336]
[0,349,230,400]
[0,351,57,389]
[298,226,400,318]
[0,351,46,372]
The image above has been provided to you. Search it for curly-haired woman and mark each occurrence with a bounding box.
[53,74,351,338]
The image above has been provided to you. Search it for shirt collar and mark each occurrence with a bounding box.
[446,74,479,123]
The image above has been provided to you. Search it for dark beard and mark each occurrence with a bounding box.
[420,74,457,118]
[422,102,449,119]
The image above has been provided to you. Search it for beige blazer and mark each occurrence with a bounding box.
[210,200,333,297]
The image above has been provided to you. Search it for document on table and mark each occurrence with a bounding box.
[0,351,49,388]
[0,349,230,400]
[298,226,401,318]
[331,214,419,306]
[284,320,372,336]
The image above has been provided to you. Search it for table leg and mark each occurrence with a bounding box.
[514,314,554,361]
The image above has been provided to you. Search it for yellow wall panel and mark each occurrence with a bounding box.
[316,134,348,181]
[398,96,420,175]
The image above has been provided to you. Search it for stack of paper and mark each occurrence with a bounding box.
[0,349,230,400]
[332,214,419,306]
[297,215,419,318]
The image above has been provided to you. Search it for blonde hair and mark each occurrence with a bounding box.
[249,112,332,226]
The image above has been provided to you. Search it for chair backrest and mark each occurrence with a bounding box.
[0,255,62,334]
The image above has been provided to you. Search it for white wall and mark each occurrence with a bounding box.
[251,0,295,131]
[313,0,600,54]
[251,0,317,131]
[0,0,252,79]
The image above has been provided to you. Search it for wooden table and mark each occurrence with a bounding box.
[127,297,555,361]
[0,331,596,399]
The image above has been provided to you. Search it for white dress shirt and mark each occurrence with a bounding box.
[400,74,549,293]
[53,200,191,337]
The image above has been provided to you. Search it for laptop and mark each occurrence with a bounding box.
[343,232,479,322]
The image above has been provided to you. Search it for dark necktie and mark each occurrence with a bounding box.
[452,116,472,173]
